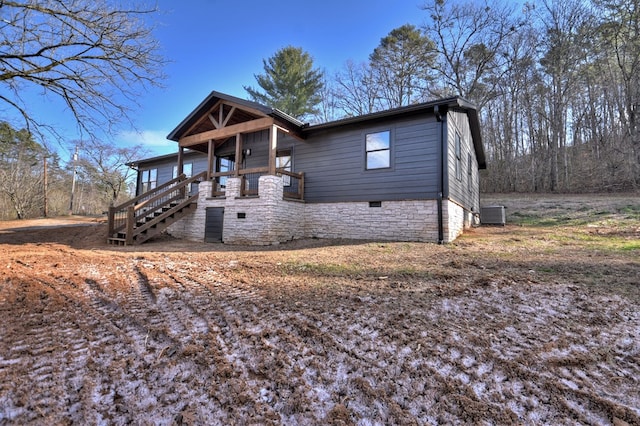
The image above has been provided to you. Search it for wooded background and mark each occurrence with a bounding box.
[324,0,640,194]
[1,0,639,220]
[466,0,640,193]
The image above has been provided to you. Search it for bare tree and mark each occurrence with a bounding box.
[595,0,640,186]
[333,60,381,117]
[0,0,165,140]
[0,122,47,219]
[422,0,520,108]
[76,139,145,206]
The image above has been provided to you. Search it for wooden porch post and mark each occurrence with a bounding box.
[177,146,185,198]
[207,139,214,181]
[268,124,278,175]
[177,146,184,176]
[234,133,243,177]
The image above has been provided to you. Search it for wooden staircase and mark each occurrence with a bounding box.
[107,172,207,246]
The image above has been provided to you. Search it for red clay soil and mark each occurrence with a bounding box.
[0,203,638,424]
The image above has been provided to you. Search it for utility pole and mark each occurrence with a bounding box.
[69,145,79,215]
[43,156,48,217]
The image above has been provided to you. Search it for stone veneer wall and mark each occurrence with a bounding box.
[442,200,467,243]
[304,200,439,242]
[169,178,472,245]
[167,181,225,241]
[222,175,305,245]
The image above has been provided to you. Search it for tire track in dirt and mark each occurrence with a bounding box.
[402,280,640,425]
[110,261,281,422]
[78,262,226,422]
[153,263,351,422]
[0,277,94,423]
[2,235,639,424]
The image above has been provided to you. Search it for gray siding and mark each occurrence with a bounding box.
[136,113,449,205]
[136,151,207,195]
[297,115,441,203]
[445,110,480,212]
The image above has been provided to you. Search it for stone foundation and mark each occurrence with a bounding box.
[305,200,439,242]
[168,177,473,245]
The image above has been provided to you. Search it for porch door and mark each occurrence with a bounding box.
[216,155,235,189]
[205,207,224,242]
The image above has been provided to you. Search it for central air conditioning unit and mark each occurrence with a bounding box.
[481,205,506,225]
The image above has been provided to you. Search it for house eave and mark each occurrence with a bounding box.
[166,91,305,142]
[304,96,487,170]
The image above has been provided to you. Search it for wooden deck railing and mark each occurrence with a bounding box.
[107,171,207,244]
[279,169,305,200]
[208,169,304,200]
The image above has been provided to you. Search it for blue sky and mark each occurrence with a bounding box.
[38,1,429,160]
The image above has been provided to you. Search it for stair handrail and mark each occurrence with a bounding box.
[135,171,206,212]
[115,173,187,212]
[108,171,207,240]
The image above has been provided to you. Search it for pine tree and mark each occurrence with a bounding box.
[369,24,436,109]
[244,46,324,120]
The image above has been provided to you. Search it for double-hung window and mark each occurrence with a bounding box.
[140,168,157,193]
[217,156,235,188]
[365,130,391,170]
[173,163,194,192]
[172,163,193,179]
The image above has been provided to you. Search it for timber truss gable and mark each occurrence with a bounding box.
[169,92,305,154]
[167,91,306,180]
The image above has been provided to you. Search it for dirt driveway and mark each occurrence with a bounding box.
[0,195,639,424]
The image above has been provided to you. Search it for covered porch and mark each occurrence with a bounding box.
[167,91,306,201]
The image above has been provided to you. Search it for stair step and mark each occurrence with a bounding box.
[107,237,126,246]
[108,198,197,246]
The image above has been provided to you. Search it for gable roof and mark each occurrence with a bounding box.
[166,91,305,142]
[166,91,485,169]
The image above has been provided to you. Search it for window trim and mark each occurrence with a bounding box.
[276,149,292,186]
[173,162,193,179]
[365,130,392,171]
[216,154,235,188]
[455,131,462,181]
[140,168,157,194]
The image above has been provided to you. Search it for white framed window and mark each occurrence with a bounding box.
[365,130,391,170]
[140,168,157,193]
[217,156,235,188]
[173,163,193,179]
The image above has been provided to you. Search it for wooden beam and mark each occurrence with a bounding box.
[208,113,220,129]
[268,124,278,175]
[274,123,305,142]
[234,133,243,177]
[222,100,273,119]
[179,117,275,147]
[207,139,214,181]
[222,106,236,127]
